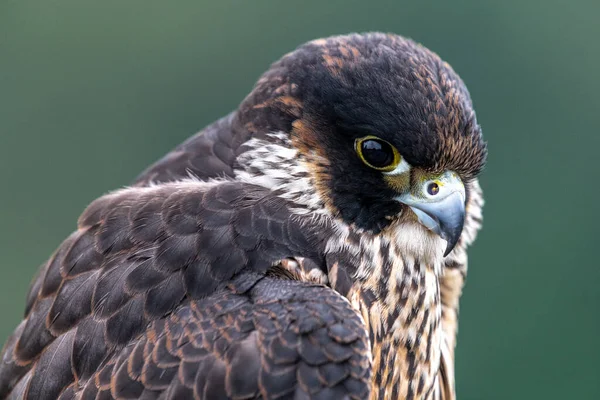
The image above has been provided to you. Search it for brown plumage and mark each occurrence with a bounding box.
[0,33,485,399]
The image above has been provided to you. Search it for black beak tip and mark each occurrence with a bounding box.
[441,222,464,257]
[443,240,456,257]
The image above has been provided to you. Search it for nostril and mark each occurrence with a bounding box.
[427,182,439,196]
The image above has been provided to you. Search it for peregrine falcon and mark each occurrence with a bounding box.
[0,33,486,400]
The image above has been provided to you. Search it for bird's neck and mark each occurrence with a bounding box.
[328,224,446,400]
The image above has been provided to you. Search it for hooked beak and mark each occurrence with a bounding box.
[396,171,466,256]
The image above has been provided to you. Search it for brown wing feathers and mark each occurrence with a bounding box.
[78,279,370,400]
[0,181,359,399]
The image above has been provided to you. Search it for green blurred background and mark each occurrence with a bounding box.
[1,1,598,398]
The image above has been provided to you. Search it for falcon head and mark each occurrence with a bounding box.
[235,33,486,258]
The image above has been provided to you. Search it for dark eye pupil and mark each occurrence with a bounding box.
[361,139,393,168]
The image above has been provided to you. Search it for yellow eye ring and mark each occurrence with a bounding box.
[355,135,401,172]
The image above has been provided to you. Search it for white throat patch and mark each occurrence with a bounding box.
[390,221,447,272]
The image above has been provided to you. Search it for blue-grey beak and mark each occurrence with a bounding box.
[396,171,466,257]
[407,191,465,256]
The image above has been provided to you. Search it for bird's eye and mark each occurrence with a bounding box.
[355,136,401,172]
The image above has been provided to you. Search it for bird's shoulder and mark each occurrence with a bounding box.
[134,112,248,186]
